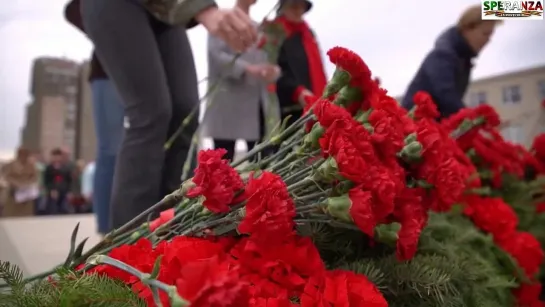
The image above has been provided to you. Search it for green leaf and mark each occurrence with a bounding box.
[63,223,80,268]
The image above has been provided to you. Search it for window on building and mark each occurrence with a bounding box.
[502,85,522,104]
[468,91,487,107]
[538,80,545,100]
[501,124,524,144]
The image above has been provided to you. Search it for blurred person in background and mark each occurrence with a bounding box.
[68,159,88,214]
[33,151,48,215]
[275,0,326,127]
[79,0,258,229]
[64,0,125,232]
[202,0,281,161]
[401,5,500,118]
[1,148,39,217]
[44,148,73,215]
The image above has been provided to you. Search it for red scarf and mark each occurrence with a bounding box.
[275,16,327,97]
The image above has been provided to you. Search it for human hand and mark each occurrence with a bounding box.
[260,64,281,83]
[245,64,280,82]
[298,89,314,106]
[196,6,257,52]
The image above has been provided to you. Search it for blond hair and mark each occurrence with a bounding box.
[457,5,502,31]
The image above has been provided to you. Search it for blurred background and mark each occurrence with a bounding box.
[0,0,544,275]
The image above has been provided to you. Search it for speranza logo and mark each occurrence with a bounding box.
[482,0,543,20]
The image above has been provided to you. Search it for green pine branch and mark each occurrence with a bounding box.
[0,261,145,307]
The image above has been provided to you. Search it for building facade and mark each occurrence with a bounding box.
[20,57,96,161]
[465,65,545,147]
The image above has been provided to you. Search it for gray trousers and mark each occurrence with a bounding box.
[81,0,199,229]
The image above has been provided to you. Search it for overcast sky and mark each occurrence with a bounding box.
[0,0,544,157]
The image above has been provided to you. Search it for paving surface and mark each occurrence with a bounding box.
[0,214,102,277]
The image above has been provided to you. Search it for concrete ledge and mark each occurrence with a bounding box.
[0,214,101,276]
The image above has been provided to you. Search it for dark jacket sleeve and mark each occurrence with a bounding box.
[423,50,466,117]
[64,0,85,33]
[276,42,302,105]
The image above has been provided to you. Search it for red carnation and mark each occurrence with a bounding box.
[149,208,175,232]
[394,187,428,261]
[532,133,545,161]
[187,149,244,213]
[474,104,501,128]
[424,157,466,212]
[514,282,544,307]
[233,236,325,291]
[301,270,388,307]
[89,238,162,283]
[175,256,250,307]
[462,196,518,241]
[313,98,352,128]
[497,231,544,278]
[238,172,296,241]
[327,46,372,84]
[412,91,439,120]
[347,188,376,236]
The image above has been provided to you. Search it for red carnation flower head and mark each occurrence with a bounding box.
[327,46,371,82]
[323,188,376,237]
[462,196,518,241]
[532,133,545,161]
[412,91,439,120]
[514,282,543,307]
[301,269,388,307]
[497,231,544,278]
[313,98,352,128]
[149,208,175,232]
[186,149,244,213]
[474,104,501,128]
[325,46,373,96]
[237,171,296,241]
[175,256,249,307]
[394,187,428,261]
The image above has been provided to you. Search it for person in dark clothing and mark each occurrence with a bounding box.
[274,0,327,127]
[44,148,73,215]
[64,0,124,234]
[401,5,500,119]
[79,0,257,229]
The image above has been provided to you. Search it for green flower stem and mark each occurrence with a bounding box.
[181,135,199,181]
[295,190,331,206]
[152,203,202,235]
[231,112,313,168]
[75,182,194,267]
[87,255,189,307]
[287,177,314,194]
[181,214,239,236]
[284,166,314,186]
[251,140,300,170]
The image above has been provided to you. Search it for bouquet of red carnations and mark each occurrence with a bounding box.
[2,47,545,307]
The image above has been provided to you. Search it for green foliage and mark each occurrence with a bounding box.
[497,175,545,277]
[311,213,519,307]
[0,261,145,307]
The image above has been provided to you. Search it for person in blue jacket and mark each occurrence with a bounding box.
[401,5,500,118]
